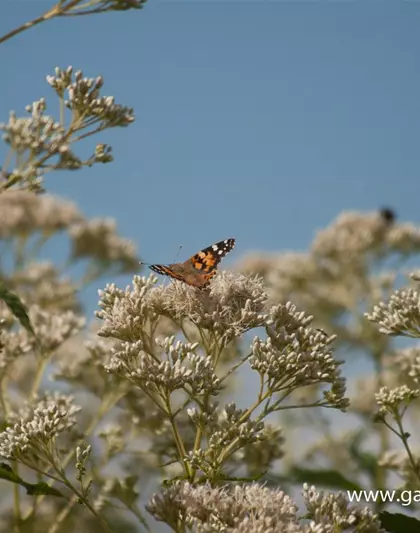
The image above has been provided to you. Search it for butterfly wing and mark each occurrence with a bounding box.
[188,238,235,274]
[149,238,235,289]
[149,264,184,281]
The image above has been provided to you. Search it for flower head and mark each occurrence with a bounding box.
[0,393,81,462]
[69,218,139,273]
[147,481,298,532]
[0,191,82,239]
[366,288,420,337]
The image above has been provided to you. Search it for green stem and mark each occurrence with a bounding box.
[373,350,389,509]
[59,475,114,533]
[165,395,191,479]
[13,478,21,533]
[0,378,10,415]
[30,358,49,399]
[46,494,77,533]
[394,411,420,486]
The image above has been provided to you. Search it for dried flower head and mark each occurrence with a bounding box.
[106,336,221,397]
[386,222,420,255]
[0,329,33,372]
[311,210,393,263]
[147,481,299,532]
[1,98,64,156]
[0,190,83,238]
[96,275,158,342]
[241,424,285,475]
[366,288,420,337]
[29,305,85,353]
[375,385,420,416]
[148,271,268,344]
[69,218,139,272]
[183,403,266,477]
[10,262,79,311]
[1,66,136,192]
[47,67,134,127]
[393,345,420,384]
[303,484,385,533]
[97,272,267,346]
[251,303,348,410]
[0,393,81,462]
[238,210,420,364]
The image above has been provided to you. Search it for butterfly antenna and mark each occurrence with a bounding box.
[172,245,183,263]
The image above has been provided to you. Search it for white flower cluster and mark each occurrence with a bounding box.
[184,403,266,475]
[69,218,139,272]
[47,67,134,128]
[1,99,65,161]
[29,305,85,353]
[148,271,268,343]
[147,482,298,533]
[96,275,158,342]
[239,210,420,354]
[10,262,78,311]
[393,345,420,384]
[251,303,348,410]
[303,484,385,533]
[106,337,221,396]
[0,328,33,371]
[0,190,82,238]
[375,385,420,415]
[0,65,136,191]
[311,210,395,262]
[98,273,348,411]
[147,481,384,533]
[0,393,81,461]
[366,288,420,337]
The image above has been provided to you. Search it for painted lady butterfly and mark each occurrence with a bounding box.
[149,238,235,289]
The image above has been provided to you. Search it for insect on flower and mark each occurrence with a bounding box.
[147,238,235,289]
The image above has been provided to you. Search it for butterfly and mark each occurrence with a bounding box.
[149,238,235,289]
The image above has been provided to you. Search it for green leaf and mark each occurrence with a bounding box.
[0,284,36,338]
[0,462,22,484]
[379,511,420,533]
[25,482,64,497]
[0,463,63,498]
[289,467,363,492]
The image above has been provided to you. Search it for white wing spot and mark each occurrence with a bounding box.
[218,249,223,255]
[212,245,218,251]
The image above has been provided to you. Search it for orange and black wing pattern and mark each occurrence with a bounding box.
[148,264,184,281]
[187,238,235,273]
[149,238,235,289]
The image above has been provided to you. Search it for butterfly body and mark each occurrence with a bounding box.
[149,238,235,289]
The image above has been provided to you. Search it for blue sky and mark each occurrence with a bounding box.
[1,1,420,313]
